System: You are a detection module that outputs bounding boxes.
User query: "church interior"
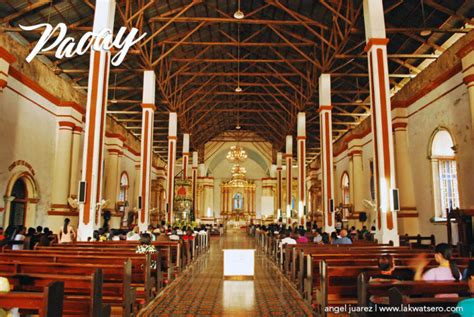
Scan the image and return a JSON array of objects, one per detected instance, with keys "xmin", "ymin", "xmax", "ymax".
[{"xmin": 0, "ymin": 0, "xmax": 473, "ymax": 316}]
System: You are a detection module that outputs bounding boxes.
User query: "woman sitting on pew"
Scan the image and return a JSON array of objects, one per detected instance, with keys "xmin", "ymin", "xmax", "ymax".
[
  {"xmin": 58, "ymin": 218, "xmax": 76, "ymax": 244},
  {"xmin": 370, "ymin": 254, "xmax": 401, "ymax": 282},
  {"xmin": 413, "ymin": 243, "xmax": 461, "ymax": 282},
  {"xmin": 12, "ymin": 226, "xmax": 26, "ymax": 250}
]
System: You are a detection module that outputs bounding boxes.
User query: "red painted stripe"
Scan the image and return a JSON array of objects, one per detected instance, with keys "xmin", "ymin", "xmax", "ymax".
[
  {"xmin": 95, "ymin": 53, "xmax": 109, "ymax": 208},
  {"xmin": 324, "ymin": 112, "xmax": 332, "ymax": 227},
  {"xmin": 141, "ymin": 111, "xmax": 150, "ymax": 223},
  {"xmin": 369, "ymin": 51, "xmax": 382, "ymax": 231},
  {"xmin": 377, "ymin": 48, "xmax": 394, "ymax": 230},
  {"xmin": 183, "ymin": 155, "xmax": 188, "ymax": 178},
  {"xmin": 287, "ymin": 157, "xmax": 292, "ymax": 205},
  {"xmin": 167, "ymin": 141, "xmax": 174, "ymax": 223},
  {"xmin": 299, "ymin": 140, "xmax": 305, "ymax": 201},
  {"xmin": 83, "ymin": 51, "xmax": 101, "ymax": 225}
]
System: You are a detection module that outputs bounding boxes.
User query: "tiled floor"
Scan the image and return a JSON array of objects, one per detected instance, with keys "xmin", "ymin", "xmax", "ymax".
[{"xmin": 144, "ymin": 230, "xmax": 314, "ymax": 316}]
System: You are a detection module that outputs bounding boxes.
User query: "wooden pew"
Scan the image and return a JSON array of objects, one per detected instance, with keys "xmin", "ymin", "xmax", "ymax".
[
  {"xmin": 1, "ymin": 269, "xmax": 109, "ymax": 317},
  {"xmin": 306, "ymin": 259, "xmax": 469, "ymax": 317},
  {"xmin": 1, "ymin": 251, "xmax": 156, "ymax": 306},
  {"xmin": 356, "ymin": 273, "xmax": 470, "ymax": 317},
  {"xmin": 399, "ymin": 234, "xmax": 436, "ymax": 249},
  {"xmin": 0, "ymin": 260, "xmax": 136, "ymax": 317},
  {"xmin": 0, "ymin": 281, "xmax": 64, "ymax": 317}
]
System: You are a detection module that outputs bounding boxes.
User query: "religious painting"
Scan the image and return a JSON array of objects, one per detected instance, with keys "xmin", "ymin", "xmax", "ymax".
[{"xmin": 233, "ymin": 192, "xmax": 243, "ymax": 210}]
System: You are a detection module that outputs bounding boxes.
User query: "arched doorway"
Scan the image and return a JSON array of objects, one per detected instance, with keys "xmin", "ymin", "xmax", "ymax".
[{"xmin": 9, "ymin": 178, "xmax": 27, "ymax": 226}]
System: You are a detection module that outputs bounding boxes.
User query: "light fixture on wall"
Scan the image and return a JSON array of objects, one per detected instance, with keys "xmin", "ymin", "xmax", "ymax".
[
  {"xmin": 419, "ymin": 0, "xmax": 432, "ymax": 37},
  {"xmin": 110, "ymin": 73, "xmax": 118, "ymax": 104},
  {"xmin": 234, "ymin": 0, "xmax": 245, "ymax": 19}
]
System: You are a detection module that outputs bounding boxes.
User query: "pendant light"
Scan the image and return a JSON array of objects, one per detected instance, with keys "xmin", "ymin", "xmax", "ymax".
[
  {"xmin": 234, "ymin": 0, "xmax": 244, "ymax": 19},
  {"xmin": 420, "ymin": 0, "xmax": 432, "ymax": 37},
  {"xmin": 110, "ymin": 73, "xmax": 118, "ymax": 103},
  {"xmin": 235, "ymin": 23, "xmax": 242, "ymax": 93}
]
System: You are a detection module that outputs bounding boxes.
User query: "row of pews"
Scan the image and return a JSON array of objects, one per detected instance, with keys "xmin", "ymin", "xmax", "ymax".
[
  {"xmin": 0, "ymin": 234, "xmax": 209, "ymax": 317},
  {"xmin": 255, "ymin": 231, "xmax": 471, "ymax": 317}
]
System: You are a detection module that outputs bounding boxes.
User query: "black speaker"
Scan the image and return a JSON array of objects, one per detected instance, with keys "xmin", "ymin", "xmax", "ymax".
[
  {"xmin": 78, "ymin": 181, "xmax": 86, "ymax": 203},
  {"xmin": 329, "ymin": 199, "xmax": 334, "ymax": 212},
  {"xmin": 138, "ymin": 196, "xmax": 142, "ymax": 209},
  {"xmin": 359, "ymin": 212, "xmax": 367, "ymax": 222},
  {"xmin": 304, "ymin": 205, "xmax": 307, "ymax": 216},
  {"xmin": 392, "ymin": 188, "xmax": 400, "ymax": 212}
]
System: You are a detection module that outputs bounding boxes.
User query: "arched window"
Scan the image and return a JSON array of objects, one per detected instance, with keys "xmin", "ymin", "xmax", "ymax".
[
  {"xmin": 9, "ymin": 178, "xmax": 27, "ymax": 226},
  {"xmin": 119, "ymin": 172, "xmax": 129, "ymax": 203},
  {"xmin": 430, "ymin": 129, "xmax": 459, "ymax": 219},
  {"xmin": 341, "ymin": 172, "xmax": 350, "ymax": 205}
]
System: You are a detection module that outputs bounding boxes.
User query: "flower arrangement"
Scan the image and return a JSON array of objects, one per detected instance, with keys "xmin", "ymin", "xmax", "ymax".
[{"xmin": 136, "ymin": 245, "xmax": 158, "ymax": 270}]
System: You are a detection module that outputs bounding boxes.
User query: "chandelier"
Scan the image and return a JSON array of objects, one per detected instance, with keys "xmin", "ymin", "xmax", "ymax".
[
  {"xmin": 226, "ymin": 145, "xmax": 247, "ymax": 163},
  {"xmin": 229, "ymin": 164, "xmax": 248, "ymax": 187}
]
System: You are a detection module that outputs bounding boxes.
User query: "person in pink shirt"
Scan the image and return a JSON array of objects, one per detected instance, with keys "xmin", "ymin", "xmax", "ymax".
[
  {"xmin": 296, "ymin": 230, "xmax": 309, "ymax": 243},
  {"xmin": 413, "ymin": 243, "xmax": 461, "ymax": 298}
]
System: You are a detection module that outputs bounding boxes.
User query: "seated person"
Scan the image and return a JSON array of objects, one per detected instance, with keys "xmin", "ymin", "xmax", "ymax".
[
  {"xmin": 127, "ymin": 226, "xmax": 140, "ymax": 241},
  {"xmin": 456, "ymin": 266, "xmax": 474, "ymax": 317},
  {"xmin": 333, "ymin": 229, "xmax": 352, "ymax": 245},
  {"xmin": 413, "ymin": 243, "xmax": 461, "ymax": 298},
  {"xmin": 12, "ymin": 226, "xmax": 26, "ymax": 250},
  {"xmin": 38, "ymin": 227, "xmax": 52, "ymax": 246},
  {"xmin": 182, "ymin": 229, "xmax": 195, "ymax": 241},
  {"xmin": 0, "ymin": 227, "xmax": 4, "ymax": 242},
  {"xmin": 369, "ymin": 254, "xmax": 402, "ymax": 306},
  {"xmin": 279, "ymin": 231, "xmax": 296, "ymax": 248},
  {"xmin": 370, "ymin": 254, "xmax": 401, "ymax": 281},
  {"xmin": 313, "ymin": 230, "xmax": 322, "ymax": 244},
  {"xmin": 296, "ymin": 230, "xmax": 309, "ymax": 243}
]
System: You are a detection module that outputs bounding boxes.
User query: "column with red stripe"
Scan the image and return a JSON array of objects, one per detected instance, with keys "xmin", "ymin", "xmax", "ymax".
[
  {"xmin": 191, "ymin": 151, "xmax": 198, "ymax": 219},
  {"xmin": 364, "ymin": 0, "xmax": 398, "ymax": 244},
  {"xmin": 297, "ymin": 112, "xmax": 306, "ymax": 226},
  {"xmin": 319, "ymin": 74, "xmax": 335, "ymax": 233},
  {"xmin": 78, "ymin": 0, "xmax": 116, "ymax": 241},
  {"xmin": 285, "ymin": 135, "xmax": 293, "ymax": 223},
  {"xmin": 182, "ymin": 133, "xmax": 190, "ymax": 179},
  {"xmin": 276, "ymin": 152, "xmax": 283, "ymax": 220},
  {"xmin": 167, "ymin": 113, "xmax": 178, "ymax": 224},
  {"xmin": 138, "ymin": 70, "xmax": 156, "ymax": 232}
]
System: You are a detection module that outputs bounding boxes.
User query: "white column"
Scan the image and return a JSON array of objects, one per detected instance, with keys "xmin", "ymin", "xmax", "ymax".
[
  {"xmin": 349, "ymin": 148, "xmax": 364, "ymax": 213},
  {"xmin": 364, "ymin": 0, "xmax": 398, "ymax": 244},
  {"xmin": 458, "ymin": 46, "xmax": 474, "ymax": 137},
  {"xmin": 50, "ymin": 121, "xmax": 74, "ymax": 213},
  {"xmin": 297, "ymin": 112, "xmax": 306, "ymax": 225},
  {"xmin": 182, "ymin": 133, "xmax": 190, "ymax": 179},
  {"xmin": 69, "ymin": 125, "xmax": 82, "ymax": 198},
  {"xmin": 319, "ymin": 74, "xmax": 335, "ymax": 233},
  {"xmin": 285, "ymin": 135, "xmax": 293, "ymax": 222},
  {"xmin": 104, "ymin": 148, "xmax": 121, "ymax": 212},
  {"xmin": 78, "ymin": 0, "xmax": 116, "ymax": 240},
  {"xmin": 192, "ymin": 151, "xmax": 198, "ymax": 219},
  {"xmin": 276, "ymin": 152, "xmax": 283, "ymax": 219},
  {"xmin": 139, "ymin": 70, "xmax": 156, "ymax": 232},
  {"xmin": 0, "ymin": 47, "xmax": 15, "ymax": 91},
  {"xmin": 167, "ymin": 112, "xmax": 177, "ymax": 224}
]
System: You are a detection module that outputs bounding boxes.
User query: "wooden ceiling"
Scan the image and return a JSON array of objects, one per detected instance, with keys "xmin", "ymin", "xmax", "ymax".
[{"xmin": 1, "ymin": 0, "xmax": 473, "ymax": 163}]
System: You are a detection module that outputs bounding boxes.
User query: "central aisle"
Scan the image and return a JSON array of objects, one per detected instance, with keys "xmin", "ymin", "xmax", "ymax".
[{"xmin": 143, "ymin": 230, "xmax": 314, "ymax": 316}]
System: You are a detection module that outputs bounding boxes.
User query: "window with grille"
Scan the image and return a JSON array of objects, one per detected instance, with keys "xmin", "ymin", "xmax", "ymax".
[{"xmin": 438, "ymin": 159, "xmax": 459, "ymax": 217}]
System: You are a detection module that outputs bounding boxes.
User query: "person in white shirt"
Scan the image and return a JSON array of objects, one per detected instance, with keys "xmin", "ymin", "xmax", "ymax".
[
  {"xmin": 12, "ymin": 226, "xmax": 26, "ymax": 250},
  {"xmin": 127, "ymin": 226, "xmax": 140, "ymax": 241},
  {"xmin": 313, "ymin": 230, "xmax": 323, "ymax": 244},
  {"xmin": 279, "ymin": 232, "xmax": 297, "ymax": 248},
  {"xmin": 58, "ymin": 218, "xmax": 76, "ymax": 244}
]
